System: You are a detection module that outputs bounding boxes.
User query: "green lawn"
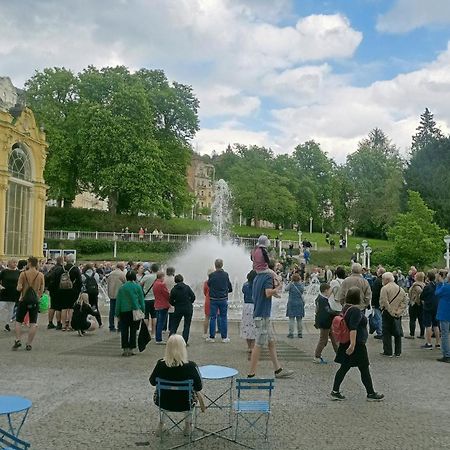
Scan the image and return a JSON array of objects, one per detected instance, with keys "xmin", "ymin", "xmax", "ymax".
[{"xmin": 78, "ymin": 252, "xmax": 172, "ymax": 263}]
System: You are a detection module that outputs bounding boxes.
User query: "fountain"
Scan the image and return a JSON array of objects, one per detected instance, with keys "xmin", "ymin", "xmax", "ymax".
[{"xmin": 169, "ymin": 178, "xmax": 318, "ymax": 319}]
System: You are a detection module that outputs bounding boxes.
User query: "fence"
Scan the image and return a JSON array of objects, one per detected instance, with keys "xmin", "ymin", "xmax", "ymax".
[{"xmin": 44, "ymin": 230, "xmax": 317, "ymax": 251}]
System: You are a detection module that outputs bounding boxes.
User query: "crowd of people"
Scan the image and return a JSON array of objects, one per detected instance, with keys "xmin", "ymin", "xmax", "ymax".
[{"xmin": 1, "ymin": 233, "xmax": 450, "ymax": 421}]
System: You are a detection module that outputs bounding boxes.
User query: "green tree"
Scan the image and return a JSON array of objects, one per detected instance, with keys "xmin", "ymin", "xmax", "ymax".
[
  {"xmin": 25, "ymin": 68, "xmax": 80, "ymax": 205},
  {"xmin": 387, "ymin": 191, "xmax": 446, "ymax": 267},
  {"xmin": 405, "ymin": 137, "xmax": 450, "ymax": 229},
  {"xmin": 411, "ymin": 108, "xmax": 443, "ymax": 154},
  {"xmin": 345, "ymin": 128, "xmax": 404, "ymax": 237}
]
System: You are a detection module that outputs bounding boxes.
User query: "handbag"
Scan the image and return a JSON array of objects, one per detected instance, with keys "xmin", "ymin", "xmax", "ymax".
[{"xmin": 133, "ymin": 309, "xmax": 145, "ymax": 321}]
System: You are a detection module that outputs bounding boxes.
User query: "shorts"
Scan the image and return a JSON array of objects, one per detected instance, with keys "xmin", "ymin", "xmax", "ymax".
[
  {"xmin": 423, "ymin": 309, "xmax": 438, "ymax": 328},
  {"xmin": 145, "ymin": 300, "xmax": 156, "ymax": 319},
  {"xmin": 16, "ymin": 301, "xmax": 39, "ymax": 324},
  {"xmin": 49, "ymin": 291, "xmax": 62, "ymax": 311},
  {"xmin": 254, "ymin": 317, "xmax": 276, "ymax": 347}
]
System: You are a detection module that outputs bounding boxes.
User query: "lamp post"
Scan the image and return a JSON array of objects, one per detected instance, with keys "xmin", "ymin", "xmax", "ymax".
[
  {"xmin": 444, "ymin": 235, "xmax": 450, "ymax": 269},
  {"xmin": 309, "ymin": 216, "xmax": 313, "ymax": 234},
  {"xmin": 113, "ymin": 234, "xmax": 118, "ymax": 258},
  {"xmin": 298, "ymin": 230, "xmax": 302, "ymax": 247},
  {"xmin": 366, "ymin": 246, "xmax": 372, "ymax": 270},
  {"xmin": 344, "ymin": 227, "xmax": 349, "ymax": 248},
  {"xmin": 355, "ymin": 244, "xmax": 360, "ymax": 263},
  {"xmin": 361, "ymin": 240, "xmax": 368, "ymax": 267},
  {"xmin": 239, "ymin": 209, "xmax": 242, "ymax": 227}
]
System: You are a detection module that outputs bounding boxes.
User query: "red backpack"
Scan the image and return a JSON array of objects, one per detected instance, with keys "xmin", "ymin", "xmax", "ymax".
[{"xmin": 332, "ymin": 307, "xmax": 356, "ymax": 344}]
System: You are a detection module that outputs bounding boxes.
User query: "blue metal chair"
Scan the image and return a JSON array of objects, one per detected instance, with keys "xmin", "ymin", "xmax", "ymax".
[
  {"xmin": 0, "ymin": 427, "xmax": 30, "ymax": 450},
  {"xmin": 233, "ymin": 378, "xmax": 275, "ymax": 445},
  {"xmin": 155, "ymin": 378, "xmax": 197, "ymax": 449}
]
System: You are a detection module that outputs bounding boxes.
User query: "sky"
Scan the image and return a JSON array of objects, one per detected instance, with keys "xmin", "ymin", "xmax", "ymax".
[{"xmin": 1, "ymin": 0, "xmax": 450, "ymax": 162}]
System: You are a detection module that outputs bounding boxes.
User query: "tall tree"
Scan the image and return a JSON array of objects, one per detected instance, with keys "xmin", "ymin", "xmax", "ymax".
[
  {"xmin": 345, "ymin": 128, "xmax": 404, "ymax": 237},
  {"xmin": 411, "ymin": 108, "xmax": 443, "ymax": 154},
  {"xmin": 25, "ymin": 68, "xmax": 80, "ymax": 205}
]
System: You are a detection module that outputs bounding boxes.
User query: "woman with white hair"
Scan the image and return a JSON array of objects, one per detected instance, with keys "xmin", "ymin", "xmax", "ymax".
[
  {"xmin": 149, "ymin": 334, "xmax": 203, "ymax": 435},
  {"xmin": 380, "ymin": 272, "xmax": 408, "ymax": 357}
]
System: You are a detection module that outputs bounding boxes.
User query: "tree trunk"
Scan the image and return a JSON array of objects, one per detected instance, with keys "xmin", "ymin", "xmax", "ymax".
[{"xmin": 108, "ymin": 192, "xmax": 119, "ymax": 215}]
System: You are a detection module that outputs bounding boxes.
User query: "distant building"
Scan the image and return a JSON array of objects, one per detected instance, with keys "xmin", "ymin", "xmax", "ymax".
[
  {"xmin": 72, "ymin": 192, "xmax": 109, "ymax": 211},
  {"xmin": 187, "ymin": 154, "xmax": 215, "ymax": 218}
]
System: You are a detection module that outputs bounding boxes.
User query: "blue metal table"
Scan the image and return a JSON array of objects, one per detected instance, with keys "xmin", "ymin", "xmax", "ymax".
[{"xmin": 0, "ymin": 395, "xmax": 32, "ymax": 437}]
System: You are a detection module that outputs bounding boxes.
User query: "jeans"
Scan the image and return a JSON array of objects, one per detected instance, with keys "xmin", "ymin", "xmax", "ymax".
[
  {"xmin": 210, "ymin": 300, "xmax": 228, "ymax": 339},
  {"xmin": 372, "ymin": 308, "xmax": 383, "ymax": 336},
  {"xmin": 119, "ymin": 311, "xmax": 138, "ymax": 349},
  {"xmin": 109, "ymin": 298, "xmax": 116, "ymax": 330},
  {"xmin": 333, "ymin": 363, "xmax": 375, "ymax": 394},
  {"xmin": 440, "ymin": 320, "xmax": 450, "ymax": 358},
  {"xmin": 170, "ymin": 309, "xmax": 193, "ymax": 343},
  {"xmin": 409, "ymin": 304, "xmax": 424, "ymax": 337},
  {"xmin": 155, "ymin": 309, "xmax": 169, "ymax": 342},
  {"xmin": 315, "ymin": 328, "xmax": 338, "ymax": 358},
  {"xmin": 0, "ymin": 302, "xmax": 15, "ymax": 326},
  {"xmin": 288, "ymin": 317, "xmax": 303, "ymax": 336}
]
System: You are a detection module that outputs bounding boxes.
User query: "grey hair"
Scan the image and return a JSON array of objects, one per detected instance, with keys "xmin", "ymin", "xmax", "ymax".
[
  {"xmin": 351, "ymin": 263, "xmax": 362, "ymax": 274},
  {"xmin": 382, "ymin": 272, "xmax": 395, "ymax": 283},
  {"xmin": 65, "ymin": 253, "xmax": 75, "ymax": 263}
]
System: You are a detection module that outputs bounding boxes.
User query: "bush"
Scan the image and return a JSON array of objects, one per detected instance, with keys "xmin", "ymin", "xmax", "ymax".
[
  {"xmin": 45, "ymin": 207, "xmax": 212, "ymax": 234},
  {"xmin": 44, "ymin": 238, "xmax": 184, "ymax": 255}
]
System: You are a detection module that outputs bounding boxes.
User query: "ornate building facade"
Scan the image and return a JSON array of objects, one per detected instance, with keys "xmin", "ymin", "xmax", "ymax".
[
  {"xmin": 0, "ymin": 78, "xmax": 48, "ymax": 259},
  {"xmin": 186, "ymin": 154, "xmax": 215, "ymax": 217}
]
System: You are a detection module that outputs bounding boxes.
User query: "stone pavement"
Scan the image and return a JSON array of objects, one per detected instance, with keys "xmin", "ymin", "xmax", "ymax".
[{"xmin": 1, "ymin": 316, "xmax": 450, "ymax": 450}]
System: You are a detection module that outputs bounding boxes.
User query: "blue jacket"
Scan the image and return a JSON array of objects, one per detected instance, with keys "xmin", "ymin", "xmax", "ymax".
[
  {"xmin": 436, "ymin": 282, "xmax": 450, "ymax": 321},
  {"xmin": 207, "ymin": 269, "xmax": 232, "ymax": 300}
]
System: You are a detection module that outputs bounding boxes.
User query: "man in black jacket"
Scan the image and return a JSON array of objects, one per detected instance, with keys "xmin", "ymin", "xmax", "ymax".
[
  {"xmin": 206, "ymin": 259, "xmax": 232, "ymax": 343},
  {"xmin": 371, "ymin": 267, "xmax": 385, "ymax": 340},
  {"xmin": 45, "ymin": 256, "xmax": 64, "ymax": 329}
]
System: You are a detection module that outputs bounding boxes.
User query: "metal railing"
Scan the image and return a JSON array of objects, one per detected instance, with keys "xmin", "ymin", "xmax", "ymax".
[{"xmin": 44, "ymin": 230, "xmax": 317, "ymax": 251}]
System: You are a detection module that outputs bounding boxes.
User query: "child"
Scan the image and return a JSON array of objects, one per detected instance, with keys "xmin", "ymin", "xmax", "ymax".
[
  {"xmin": 251, "ymin": 235, "xmax": 271, "ymax": 272},
  {"xmin": 313, "ymin": 283, "xmax": 339, "ymax": 364},
  {"xmin": 285, "ymin": 273, "xmax": 305, "ymax": 338},
  {"xmin": 71, "ymin": 293, "xmax": 98, "ymax": 336}
]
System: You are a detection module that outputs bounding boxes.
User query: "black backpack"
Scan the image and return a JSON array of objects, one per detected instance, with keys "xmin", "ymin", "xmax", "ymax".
[
  {"xmin": 84, "ymin": 273, "xmax": 99, "ymax": 296},
  {"xmin": 22, "ymin": 272, "xmax": 40, "ymax": 309}
]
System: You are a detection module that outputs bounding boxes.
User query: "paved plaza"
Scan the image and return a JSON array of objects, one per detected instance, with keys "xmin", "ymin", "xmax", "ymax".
[{"xmin": 1, "ymin": 315, "xmax": 450, "ymax": 450}]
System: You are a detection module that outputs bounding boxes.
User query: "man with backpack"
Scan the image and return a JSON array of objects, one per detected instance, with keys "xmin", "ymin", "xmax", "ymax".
[
  {"xmin": 82, "ymin": 263, "xmax": 102, "ymax": 327},
  {"xmin": 13, "ymin": 257, "xmax": 45, "ymax": 351},
  {"xmin": 60, "ymin": 254, "xmax": 82, "ymax": 331},
  {"xmin": 45, "ymin": 256, "xmax": 64, "ymax": 329}
]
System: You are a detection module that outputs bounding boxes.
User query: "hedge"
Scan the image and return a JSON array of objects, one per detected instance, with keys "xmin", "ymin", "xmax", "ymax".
[
  {"xmin": 45, "ymin": 207, "xmax": 212, "ymax": 234},
  {"xmin": 45, "ymin": 239, "xmax": 184, "ymax": 255}
]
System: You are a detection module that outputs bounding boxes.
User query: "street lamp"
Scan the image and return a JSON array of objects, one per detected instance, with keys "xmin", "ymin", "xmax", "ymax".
[
  {"xmin": 355, "ymin": 244, "xmax": 361, "ymax": 263},
  {"xmin": 298, "ymin": 230, "xmax": 302, "ymax": 247},
  {"xmin": 309, "ymin": 216, "xmax": 313, "ymax": 234},
  {"xmin": 444, "ymin": 235, "xmax": 450, "ymax": 269},
  {"xmin": 361, "ymin": 240, "xmax": 368, "ymax": 267},
  {"xmin": 366, "ymin": 246, "xmax": 372, "ymax": 270},
  {"xmin": 344, "ymin": 227, "xmax": 349, "ymax": 248}
]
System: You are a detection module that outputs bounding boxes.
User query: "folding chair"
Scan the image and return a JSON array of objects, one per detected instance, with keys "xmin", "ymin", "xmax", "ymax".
[
  {"xmin": 155, "ymin": 378, "xmax": 196, "ymax": 449},
  {"xmin": 0, "ymin": 427, "xmax": 30, "ymax": 450},
  {"xmin": 233, "ymin": 378, "xmax": 274, "ymax": 446}
]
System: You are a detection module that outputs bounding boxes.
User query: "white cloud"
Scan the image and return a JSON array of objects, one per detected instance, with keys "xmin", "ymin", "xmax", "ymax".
[{"xmin": 377, "ymin": 0, "xmax": 450, "ymax": 33}]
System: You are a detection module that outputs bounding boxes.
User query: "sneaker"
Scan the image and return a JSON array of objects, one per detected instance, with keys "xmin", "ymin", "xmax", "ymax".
[
  {"xmin": 287, "ymin": 334, "xmax": 294, "ymax": 338},
  {"xmin": 417, "ymin": 335, "xmax": 425, "ymax": 339},
  {"xmin": 275, "ymin": 368, "xmax": 294, "ymax": 378},
  {"xmin": 4, "ymin": 324, "xmax": 10, "ymax": 332},
  {"xmin": 404, "ymin": 335, "xmax": 414, "ymax": 339},
  {"xmin": 394, "ymin": 354, "xmax": 401, "ymax": 357},
  {"xmin": 374, "ymin": 335, "xmax": 383, "ymax": 340},
  {"xmin": 298, "ymin": 334, "xmax": 303, "ymax": 338},
  {"xmin": 47, "ymin": 323, "xmax": 56, "ymax": 330},
  {"xmin": 330, "ymin": 391, "xmax": 346, "ymax": 401},
  {"xmin": 367, "ymin": 392, "xmax": 385, "ymax": 402},
  {"xmin": 313, "ymin": 357, "xmax": 328, "ymax": 364},
  {"xmin": 128, "ymin": 350, "xmax": 135, "ymax": 356},
  {"xmin": 56, "ymin": 323, "xmax": 62, "ymax": 330},
  {"xmin": 435, "ymin": 344, "xmax": 441, "ymax": 349},
  {"xmin": 25, "ymin": 344, "xmax": 32, "ymax": 351},
  {"xmin": 109, "ymin": 328, "xmax": 117, "ymax": 332},
  {"xmin": 122, "ymin": 349, "xmax": 129, "ymax": 357},
  {"xmin": 222, "ymin": 338, "xmax": 231, "ymax": 343},
  {"xmin": 206, "ymin": 337, "xmax": 215, "ymax": 342},
  {"xmin": 380, "ymin": 353, "xmax": 393, "ymax": 357},
  {"xmin": 437, "ymin": 357, "xmax": 450, "ymax": 363},
  {"xmin": 421, "ymin": 343, "xmax": 433, "ymax": 349},
  {"xmin": 12, "ymin": 340, "xmax": 21, "ymax": 351}
]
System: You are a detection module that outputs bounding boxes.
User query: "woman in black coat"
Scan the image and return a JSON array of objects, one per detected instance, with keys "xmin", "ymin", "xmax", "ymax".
[{"xmin": 169, "ymin": 275, "xmax": 195, "ymax": 344}]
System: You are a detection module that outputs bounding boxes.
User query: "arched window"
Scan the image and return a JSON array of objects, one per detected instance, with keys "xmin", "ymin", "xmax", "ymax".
[
  {"xmin": 9, "ymin": 144, "xmax": 32, "ymax": 181},
  {"xmin": 5, "ymin": 144, "xmax": 33, "ymax": 255}
]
